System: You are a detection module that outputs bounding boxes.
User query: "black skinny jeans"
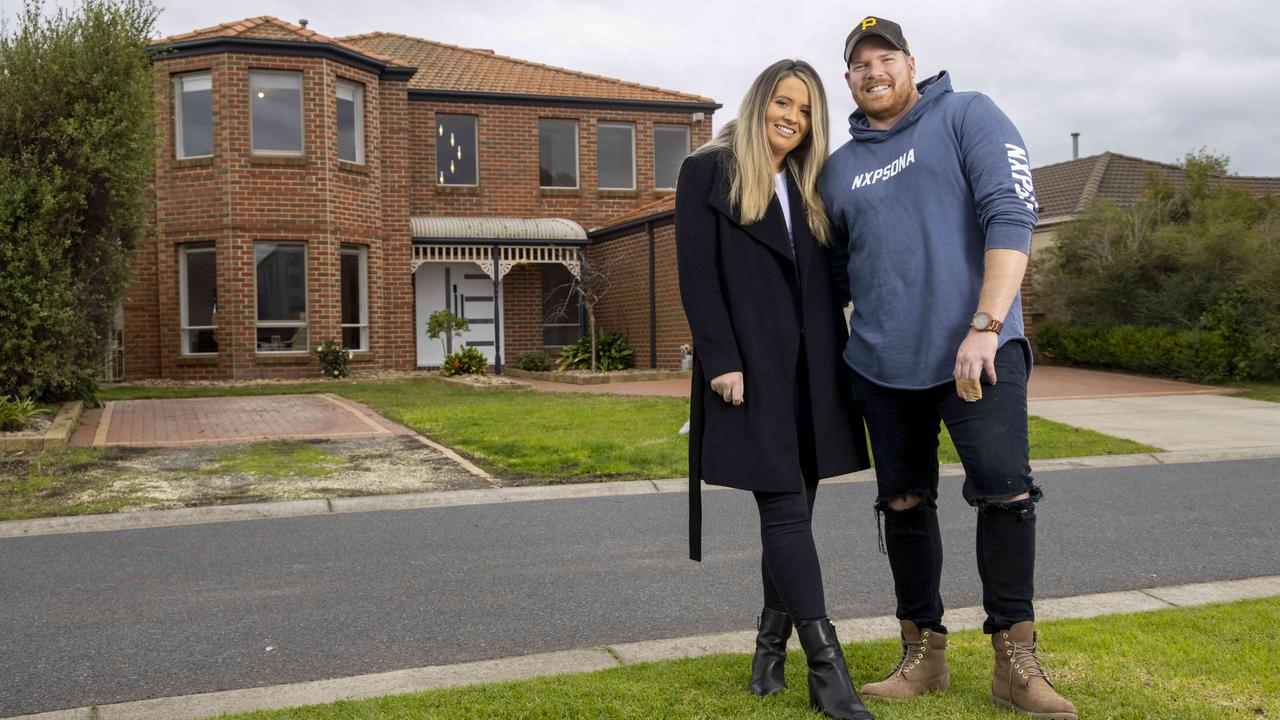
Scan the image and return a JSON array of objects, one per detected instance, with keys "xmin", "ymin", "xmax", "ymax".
[
  {"xmin": 751, "ymin": 354, "xmax": 827, "ymax": 626},
  {"xmin": 851, "ymin": 341, "xmax": 1041, "ymax": 634}
]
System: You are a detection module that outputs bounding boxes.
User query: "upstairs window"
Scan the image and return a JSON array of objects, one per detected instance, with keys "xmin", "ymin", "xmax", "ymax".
[
  {"xmin": 654, "ymin": 125, "xmax": 690, "ymax": 190},
  {"xmin": 336, "ymin": 79, "xmax": 364, "ymax": 164},
  {"xmin": 250, "ymin": 71, "xmax": 303, "ymax": 155},
  {"xmin": 174, "ymin": 72, "xmax": 212, "ymax": 159},
  {"xmin": 539, "ymin": 118, "xmax": 579, "ymax": 188},
  {"xmin": 436, "ymin": 114, "xmax": 477, "ymax": 185},
  {"xmin": 597, "ymin": 122, "xmax": 636, "ymax": 190}
]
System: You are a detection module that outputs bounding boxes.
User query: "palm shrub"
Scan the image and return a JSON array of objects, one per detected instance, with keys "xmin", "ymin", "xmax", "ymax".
[
  {"xmin": 1, "ymin": 396, "xmax": 50, "ymax": 432},
  {"xmin": 556, "ymin": 332, "xmax": 635, "ymax": 372}
]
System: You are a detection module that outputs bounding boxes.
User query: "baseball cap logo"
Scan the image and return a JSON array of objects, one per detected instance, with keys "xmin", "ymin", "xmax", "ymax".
[{"xmin": 861, "ymin": 17, "xmax": 877, "ymax": 30}]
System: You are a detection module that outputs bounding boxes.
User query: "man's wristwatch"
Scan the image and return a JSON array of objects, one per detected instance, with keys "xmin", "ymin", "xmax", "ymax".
[{"xmin": 970, "ymin": 311, "xmax": 1004, "ymax": 334}]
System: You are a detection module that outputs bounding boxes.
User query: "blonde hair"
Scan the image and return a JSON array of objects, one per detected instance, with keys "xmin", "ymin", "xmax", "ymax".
[{"xmin": 695, "ymin": 59, "xmax": 831, "ymax": 245}]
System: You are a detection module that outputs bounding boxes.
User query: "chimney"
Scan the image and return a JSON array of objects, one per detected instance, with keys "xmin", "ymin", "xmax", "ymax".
[
  {"xmin": 298, "ymin": 18, "xmax": 309, "ymax": 29},
  {"xmin": 1071, "ymin": 132, "xmax": 1080, "ymax": 160}
]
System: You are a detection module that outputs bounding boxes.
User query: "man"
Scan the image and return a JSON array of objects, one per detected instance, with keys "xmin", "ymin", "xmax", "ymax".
[{"xmin": 819, "ymin": 16, "xmax": 1076, "ymax": 720}]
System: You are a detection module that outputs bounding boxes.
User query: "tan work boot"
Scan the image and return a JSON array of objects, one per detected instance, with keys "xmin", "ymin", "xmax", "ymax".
[
  {"xmin": 860, "ymin": 620, "xmax": 949, "ymax": 699},
  {"xmin": 992, "ymin": 621, "xmax": 1077, "ymax": 719}
]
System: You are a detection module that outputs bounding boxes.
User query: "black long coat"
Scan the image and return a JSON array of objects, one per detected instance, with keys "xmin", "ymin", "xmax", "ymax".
[{"xmin": 676, "ymin": 149, "xmax": 871, "ymax": 561}]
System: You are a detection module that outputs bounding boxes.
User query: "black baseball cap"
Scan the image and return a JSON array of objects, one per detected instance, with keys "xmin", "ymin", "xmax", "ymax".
[{"xmin": 843, "ymin": 16, "xmax": 910, "ymax": 63}]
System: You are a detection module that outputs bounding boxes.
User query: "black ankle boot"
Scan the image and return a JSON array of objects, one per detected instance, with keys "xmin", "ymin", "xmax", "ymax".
[
  {"xmin": 796, "ymin": 619, "xmax": 875, "ymax": 720},
  {"xmin": 749, "ymin": 606, "xmax": 792, "ymax": 696}
]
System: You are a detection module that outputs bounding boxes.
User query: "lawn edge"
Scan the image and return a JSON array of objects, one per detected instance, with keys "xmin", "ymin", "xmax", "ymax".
[{"xmin": 15, "ymin": 575, "xmax": 1280, "ymax": 720}]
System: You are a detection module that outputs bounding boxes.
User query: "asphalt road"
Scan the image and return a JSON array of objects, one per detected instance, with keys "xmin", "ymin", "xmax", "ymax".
[{"xmin": 2, "ymin": 458, "xmax": 1278, "ymax": 717}]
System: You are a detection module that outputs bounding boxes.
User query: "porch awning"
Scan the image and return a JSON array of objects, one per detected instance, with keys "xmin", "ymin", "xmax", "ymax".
[{"xmin": 410, "ymin": 216, "xmax": 587, "ymax": 242}]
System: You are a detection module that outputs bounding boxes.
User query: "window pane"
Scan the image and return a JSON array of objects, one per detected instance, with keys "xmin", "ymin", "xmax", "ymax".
[
  {"xmin": 184, "ymin": 250, "xmax": 217, "ymax": 327},
  {"xmin": 342, "ymin": 326, "xmax": 362, "ymax": 351},
  {"xmin": 436, "ymin": 114, "xmax": 477, "ymax": 185},
  {"xmin": 256, "ymin": 326, "xmax": 308, "ymax": 352},
  {"xmin": 177, "ymin": 73, "xmax": 212, "ymax": 158},
  {"xmin": 654, "ymin": 125, "xmax": 690, "ymax": 189},
  {"xmin": 187, "ymin": 329, "xmax": 218, "ymax": 354},
  {"xmin": 539, "ymin": 119, "xmax": 578, "ymax": 188},
  {"xmin": 340, "ymin": 251, "xmax": 361, "ymax": 326},
  {"xmin": 255, "ymin": 243, "xmax": 307, "ymax": 322},
  {"xmin": 336, "ymin": 81, "xmax": 362, "ymax": 163},
  {"xmin": 542, "ymin": 264, "xmax": 581, "ymax": 345},
  {"xmin": 598, "ymin": 123, "xmax": 634, "ymax": 190},
  {"xmin": 251, "ymin": 72, "xmax": 302, "ymax": 153}
]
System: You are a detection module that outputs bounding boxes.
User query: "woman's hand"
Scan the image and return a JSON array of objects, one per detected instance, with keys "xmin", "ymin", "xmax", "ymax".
[{"xmin": 709, "ymin": 371, "xmax": 745, "ymax": 405}]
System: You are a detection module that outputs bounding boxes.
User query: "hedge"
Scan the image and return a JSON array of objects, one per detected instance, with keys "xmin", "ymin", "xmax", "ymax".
[{"xmin": 1034, "ymin": 324, "xmax": 1251, "ymax": 383}]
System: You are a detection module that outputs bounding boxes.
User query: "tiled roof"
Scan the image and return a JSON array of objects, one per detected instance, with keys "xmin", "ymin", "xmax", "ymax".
[
  {"xmin": 591, "ymin": 196, "xmax": 675, "ymax": 236},
  {"xmin": 1033, "ymin": 152, "xmax": 1279, "ymax": 222},
  {"xmin": 340, "ymin": 32, "xmax": 716, "ymax": 105},
  {"xmin": 152, "ymin": 16, "xmax": 412, "ymax": 68}
]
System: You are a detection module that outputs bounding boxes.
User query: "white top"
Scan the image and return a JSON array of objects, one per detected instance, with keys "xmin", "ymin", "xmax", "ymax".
[{"xmin": 775, "ymin": 171, "xmax": 796, "ymax": 259}]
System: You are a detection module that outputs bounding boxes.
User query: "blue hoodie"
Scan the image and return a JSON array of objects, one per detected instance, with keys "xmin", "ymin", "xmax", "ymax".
[{"xmin": 820, "ymin": 71, "xmax": 1039, "ymax": 390}]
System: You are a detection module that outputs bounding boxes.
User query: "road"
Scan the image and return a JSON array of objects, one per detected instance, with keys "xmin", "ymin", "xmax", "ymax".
[{"xmin": 2, "ymin": 458, "xmax": 1278, "ymax": 717}]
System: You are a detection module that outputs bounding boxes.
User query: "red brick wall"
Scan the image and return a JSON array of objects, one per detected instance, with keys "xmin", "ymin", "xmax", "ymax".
[
  {"xmin": 587, "ymin": 220, "xmax": 691, "ymax": 370},
  {"xmin": 127, "ymin": 46, "xmax": 713, "ymax": 380}
]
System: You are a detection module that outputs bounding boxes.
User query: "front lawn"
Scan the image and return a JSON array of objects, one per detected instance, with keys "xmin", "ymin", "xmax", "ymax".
[
  {"xmin": 219, "ymin": 597, "xmax": 1279, "ymax": 720},
  {"xmin": 1232, "ymin": 381, "xmax": 1280, "ymax": 404},
  {"xmin": 98, "ymin": 379, "xmax": 1158, "ymax": 483}
]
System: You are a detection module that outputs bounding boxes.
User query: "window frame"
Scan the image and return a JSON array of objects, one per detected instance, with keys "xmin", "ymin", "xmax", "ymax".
[
  {"xmin": 339, "ymin": 245, "xmax": 369, "ymax": 352},
  {"xmin": 178, "ymin": 244, "xmax": 217, "ymax": 355},
  {"xmin": 335, "ymin": 78, "xmax": 365, "ymax": 165},
  {"xmin": 435, "ymin": 113, "xmax": 479, "ymax": 187},
  {"xmin": 173, "ymin": 71, "xmax": 213, "ymax": 160},
  {"xmin": 653, "ymin": 124, "xmax": 691, "ymax": 190},
  {"xmin": 538, "ymin": 118, "xmax": 580, "ymax": 190},
  {"xmin": 249, "ymin": 70, "xmax": 305, "ymax": 157},
  {"xmin": 596, "ymin": 121, "xmax": 636, "ymax": 191},
  {"xmin": 253, "ymin": 241, "xmax": 309, "ymax": 354}
]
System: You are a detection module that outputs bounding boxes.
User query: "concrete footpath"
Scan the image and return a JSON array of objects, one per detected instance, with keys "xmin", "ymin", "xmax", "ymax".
[{"xmin": 14, "ymin": 574, "xmax": 1279, "ymax": 720}]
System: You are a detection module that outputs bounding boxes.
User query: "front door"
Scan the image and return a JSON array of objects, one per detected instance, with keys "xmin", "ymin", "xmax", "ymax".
[{"xmin": 415, "ymin": 263, "xmax": 504, "ymax": 367}]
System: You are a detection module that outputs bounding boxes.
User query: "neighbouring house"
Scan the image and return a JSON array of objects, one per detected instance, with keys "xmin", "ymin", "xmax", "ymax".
[
  {"xmin": 1023, "ymin": 151, "xmax": 1280, "ymax": 338},
  {"xmin": 120, "ymin": 16, "xmax": 717, "ymax": 381}
]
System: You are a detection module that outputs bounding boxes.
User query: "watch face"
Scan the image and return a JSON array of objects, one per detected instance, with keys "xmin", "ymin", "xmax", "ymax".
[{"xmin": 972, "ymin": 312, "xmax": 992, "ymax": 330}]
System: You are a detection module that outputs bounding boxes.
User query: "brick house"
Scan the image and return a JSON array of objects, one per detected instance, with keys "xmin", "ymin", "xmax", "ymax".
[{"xmin": 122, "ymin": 16, "xmax": 716, "ymax": 380}]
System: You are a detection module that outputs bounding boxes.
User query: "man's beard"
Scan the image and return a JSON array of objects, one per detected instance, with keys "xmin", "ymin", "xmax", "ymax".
[{"xmin": 857, "ymin": 80, "xmax": 916, "ymax": 123}]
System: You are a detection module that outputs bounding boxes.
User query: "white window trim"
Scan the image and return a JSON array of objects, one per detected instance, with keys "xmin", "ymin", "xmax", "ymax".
[
  {"xmin": 653, "ymin": 124, "xmax": 691, "ymax": 190},
  {"xmin": 254, "ymin": 241, "xmax": 309, "ymax": 354},
  {"xmin": 179, "ymin": 244, "xmax": 217, "ymax": 355},
  {"xmin": 597, "ymin": 121, "xmax": 636, "ymax": 190},
  {"xmin": 249, "ymin": 70, "xmax": 305, "ymax": 157},
  {"xmin": 539, "ymin": 118, "xmax": 580, "ymax": 190},
  {"xmin": 340, "ymin": 245, "xmax": 369, "ymax": 352},
  {"xmin": 435, "ymin": 114, "xmax": 479, "ymax": 187},
  {"xmin": 174, "ymin": 72, "xmax": 213, "ymax": 160},
  {"xmin": 336, "ymin": 79, "xmax": 364, "ymax": 165}
]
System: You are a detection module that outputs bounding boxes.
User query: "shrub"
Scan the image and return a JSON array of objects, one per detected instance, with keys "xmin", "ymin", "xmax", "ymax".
[
  {"xmin": 516, "ymin": 351, "xmax": 550, "ymax": 372},
  {"xmin": 1035, "ymin": 323, "xmax": 1245, "ymax": 383},
  {"xmin": 0, "ymin": 396, "xmax": 50, "ymax": 432},
  {"xmin": 426, "ymin": 309, "xmax": 470, "ymax": 357},
  {"xmin": 316, "ymin": 339, "xmax": 351, "ymax": 379},
  {"xmin": 0, "ymin": 0, "xmax": 159, "ymax": 403},
  {"xmin": 557, "ymin": 332, "xmax": 635, "ymax": 372},
  {"xmin": 442, "ymin": 346, "xmax": 488, "ymax": 376}
]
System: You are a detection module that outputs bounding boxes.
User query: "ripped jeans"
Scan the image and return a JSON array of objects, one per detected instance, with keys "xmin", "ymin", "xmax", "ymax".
[{"xmin": 850, "ymin": 341, "xmax": 1041, "ymax": 635}]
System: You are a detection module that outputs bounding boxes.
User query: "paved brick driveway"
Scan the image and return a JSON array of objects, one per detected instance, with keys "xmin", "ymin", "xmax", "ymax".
[{"xmin": 71, "ymin": 394, "xmax": 405, "ymax": 448}]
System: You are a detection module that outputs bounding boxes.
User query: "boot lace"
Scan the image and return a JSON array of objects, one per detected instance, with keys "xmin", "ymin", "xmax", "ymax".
[
  {"xmin": 1006, "ymin": 639, "xmax": 1054, "ymax": 687},
  {"xmin": 885, "ymin": 637, "xmax": 928, "ymax": 678}
]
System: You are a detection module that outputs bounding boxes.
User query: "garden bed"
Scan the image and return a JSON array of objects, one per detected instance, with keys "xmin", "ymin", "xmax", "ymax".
[
  {"xmin": 0, "ymin": 401, "xmax": 83, "ymax": 452},
  {"xmin": 504, "ymin": 368, "xmax": 692, "ymax": 385}
]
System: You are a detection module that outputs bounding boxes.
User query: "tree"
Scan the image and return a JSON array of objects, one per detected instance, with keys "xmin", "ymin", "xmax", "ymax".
[
  {"xmin": 547, "ymin": 256, "xmax": 616, "ymax": 372},
  {"xmin": 426, "ymin": 309, "xmax": 469, "ymax": 357},
  {"xmin": 0, "ymin": 0, "xmax": 159, "ymax": 402}
]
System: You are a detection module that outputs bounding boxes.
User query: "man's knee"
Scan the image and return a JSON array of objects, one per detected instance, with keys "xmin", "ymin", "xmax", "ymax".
[{"xmin": 886, "ymin": 494, "xmax": 923, "ymax": 512}]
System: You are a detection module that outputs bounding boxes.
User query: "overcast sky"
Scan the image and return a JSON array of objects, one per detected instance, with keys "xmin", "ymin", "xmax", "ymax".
[{"xmin": 8, "ymin": 0, "xmax": 1279, "ymax": 175}]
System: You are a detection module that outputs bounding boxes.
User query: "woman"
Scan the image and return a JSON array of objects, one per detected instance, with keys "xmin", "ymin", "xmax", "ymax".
[{"xmin": 675, "ymin": 60, "xmax": 873, "ymax": 720}]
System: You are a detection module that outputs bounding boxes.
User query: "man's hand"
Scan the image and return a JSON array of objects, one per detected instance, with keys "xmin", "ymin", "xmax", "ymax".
[
  {"xmin": 709, "ymin": 371, "xmax": 745, "ymax": 405},
  {"xmin": 954, "ymin": 330, "xmax": 1000, "ymax": 385}
]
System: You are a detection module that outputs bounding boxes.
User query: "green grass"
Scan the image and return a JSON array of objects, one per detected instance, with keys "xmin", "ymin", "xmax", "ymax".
[
  {"xmin": 98, "ymin": 378, "xmax": 1157, "ymax": 482},
  {"xmin": 0, "ymin": 447, "xmax": 162, "ymax": 520},
  {"xmin": 204, "ymin": 440, "xmax": 348, "ymax": 478},
  {"xmin": 1230, "ymin": 381, "xmax": 1280, "ymax": 404},
  {"xmin": 219, "ymin": 597, "xmax": 1279, "ymax": 719}
]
